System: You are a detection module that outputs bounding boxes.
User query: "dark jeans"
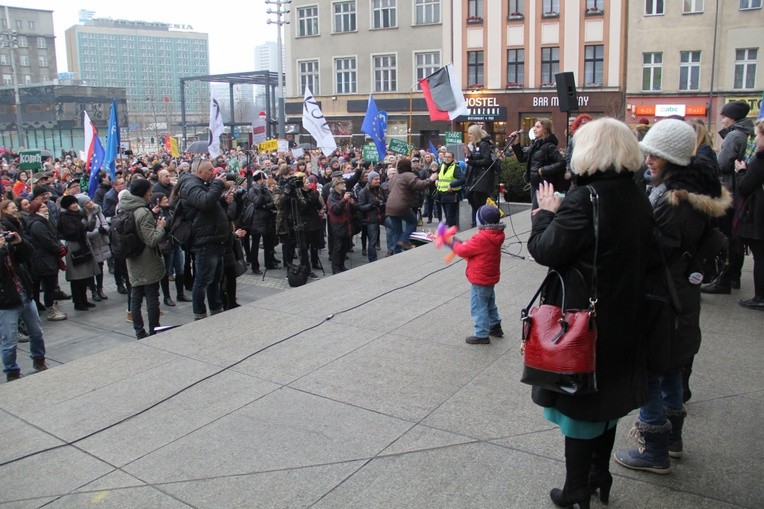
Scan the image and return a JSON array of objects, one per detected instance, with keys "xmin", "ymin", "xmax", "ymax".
[
  {"xmin": 191, "ymin": 244, "xmax": 224, "ymax": 316},
  {"xmin": 305, "ymin": 229, "xmax": 321, "ymax": 266},
  {"xmin": 113, "ymin": 256, "xmax": 128, "ymax": 288},
  {"xmin": 130, "ymin": 281, "xmax": 160, "ymax": 336},
  {"xmin": 249, "ymin": 232, "xmax": 275, "ymax": 271},
  {"xmin": 34, "ymin": 273, "xmax": 59, "ymax": 307},
  {"xmin": 331, "ymin": 234, "xmax": 350, "ymax": 273},
  {"xmin": 366, "ymin": 223, "xmax": 380, "ymax": 262},
  {"xmin": 88, "ymin": 262, "xmax": 105, "ymax": 291}
]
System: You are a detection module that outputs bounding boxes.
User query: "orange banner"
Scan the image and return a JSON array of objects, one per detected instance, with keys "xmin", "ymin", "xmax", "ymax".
[{"xmin": 686, "ymin": 105, "xmax": 706, "ymax": 116}]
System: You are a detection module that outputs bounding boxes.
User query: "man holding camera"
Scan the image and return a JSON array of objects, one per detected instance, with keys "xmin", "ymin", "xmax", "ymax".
[
  {"xmin": 273, "ymin": 168, "xmax": 312, "ymax": 273},
  {"xmin": 327, "ymin": 177, "xmax": 357, "ymax": 274},
  {"xmin": 0, "ymin": 230, "xmax": 48, "ymax": 381},
  {"xmin": 177, "ymin": 158, "xmax": 229, "ymax": 320}
]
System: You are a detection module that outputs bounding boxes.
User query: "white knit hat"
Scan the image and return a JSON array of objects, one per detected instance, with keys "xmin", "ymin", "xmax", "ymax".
[{"xmin": 638, "ymin": 119, "xmax": 695, "ymax": 167}]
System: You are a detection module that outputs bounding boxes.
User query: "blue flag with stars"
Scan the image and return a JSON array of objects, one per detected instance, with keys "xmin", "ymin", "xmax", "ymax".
[
  {"xmin": 361, "ymin": 95, "xmax": 388, "ymax": 160},
  {"xmin": 103, "ymin": 99, "xmax": 120, "ymax": 180},
  {"xmin": 87, "ymin": 135, "xmax": 106, "ymax": 198}
]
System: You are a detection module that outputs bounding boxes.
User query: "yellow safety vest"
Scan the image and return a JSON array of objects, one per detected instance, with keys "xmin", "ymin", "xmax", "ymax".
[{"xmin": 437, "ymin": 162, "xmax": 460, "ymax": 192}]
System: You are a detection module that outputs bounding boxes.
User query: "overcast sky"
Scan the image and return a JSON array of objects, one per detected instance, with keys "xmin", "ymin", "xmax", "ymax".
[{"xmin": 11, "ymin": 1, "xmax": 277, "ymax": 74}]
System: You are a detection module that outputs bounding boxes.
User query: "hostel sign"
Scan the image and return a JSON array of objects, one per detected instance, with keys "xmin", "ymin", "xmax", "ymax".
[{"xmin": 459, "ymin": 96, "xmax": 507, "ymax": 121}]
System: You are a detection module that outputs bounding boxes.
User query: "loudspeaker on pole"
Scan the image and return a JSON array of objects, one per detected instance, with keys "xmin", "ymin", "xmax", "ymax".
[{"xmin": 555, "ymin": 72, "xmax": 579, "ymax": 112}]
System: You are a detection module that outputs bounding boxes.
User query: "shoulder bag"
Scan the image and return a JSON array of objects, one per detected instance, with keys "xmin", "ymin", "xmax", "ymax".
[{"xmin": 519, "ymin": 186, "xmax": 600, "ymax": 395}]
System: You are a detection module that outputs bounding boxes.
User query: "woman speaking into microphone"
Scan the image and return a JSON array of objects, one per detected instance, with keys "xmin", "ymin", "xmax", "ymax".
[{"xmin": 510, "ymin": 118, "xmax": 566, "ymax": 208}]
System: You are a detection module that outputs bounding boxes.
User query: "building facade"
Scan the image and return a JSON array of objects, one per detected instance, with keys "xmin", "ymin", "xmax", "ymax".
[
  {"xmin": 285, "ymin": 0, "xmax": 453, "ymax": 149},
  {"xmin": 65, "ymin": 18, "xmax": 210, "ymax": 133},
  {"xmin": 0, "ymin": 6, "xmax": 57, "ymax": 86},
  {"xmin": 625, "ymin": 0, "xmax": 763, "ymax": 134}
]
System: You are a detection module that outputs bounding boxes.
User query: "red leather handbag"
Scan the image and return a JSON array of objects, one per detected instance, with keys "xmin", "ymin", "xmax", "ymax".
[{"xmin": 520, "ymin": 186, "xmax": 600, "ymax": 395}]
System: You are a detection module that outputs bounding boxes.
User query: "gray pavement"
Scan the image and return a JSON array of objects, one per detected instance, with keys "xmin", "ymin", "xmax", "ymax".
[{"xmin": 1, "ymin": 209, "xmax": 762, "ymax": 508}]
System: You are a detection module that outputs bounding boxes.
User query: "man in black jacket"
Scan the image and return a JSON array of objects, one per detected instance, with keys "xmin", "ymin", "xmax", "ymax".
[
  {"xmin": 0, "ymin": 231, "xmax": 48, "ymax": 381},
  {"xmin": 177, "ymin": 158, "xmax": 229, "ymax": 320}
]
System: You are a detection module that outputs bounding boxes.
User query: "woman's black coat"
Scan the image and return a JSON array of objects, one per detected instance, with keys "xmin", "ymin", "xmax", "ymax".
[
  {"xmin": 527, "ymin": 171, "xmax": 654, "ymax": 422},
  {"xmin": 513, "ymin": 133, "xmax": 567, "ymax": 190},
  {"xmin": 26, "ymin": 214, "xmax": 61, "ymax": 276},
  {"xmin": 465, "ymin": 135, "xmax": 496, "ymax": 196},
  {"xmin": 736, "ymin": 148, "xmax": 764, "ymax": 241}
]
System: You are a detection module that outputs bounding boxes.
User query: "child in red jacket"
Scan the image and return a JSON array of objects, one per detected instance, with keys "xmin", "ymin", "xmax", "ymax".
[{"xmin": 452, "ymin": 204, "xmax": 506, "ymax": 344}]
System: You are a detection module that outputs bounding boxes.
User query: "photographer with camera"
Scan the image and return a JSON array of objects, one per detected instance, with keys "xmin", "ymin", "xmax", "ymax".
[
  {"xmin": 327, "ymin": 177, "xmax": 357, "ymax": 273},
  {"xmin": 272, "ymin": 169, "xmax": 314, "ymax": 276},
  {"xmin": 243, "ymin": 171, "xmax": 278, "ymax": 274},
  {"xmin": 0, "ymin": 229, "xmax": 49, "ymax": 382}
]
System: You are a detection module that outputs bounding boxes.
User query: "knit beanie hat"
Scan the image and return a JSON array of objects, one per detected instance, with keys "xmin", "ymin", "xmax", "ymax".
[
  {"xmin": 476, "ymin": 204, "xmax": 500, "ymax": 226},
  {"xmin": 367, "ymin": 171, "xmax": 380, "ymax": 181},
  {"xmin": 130, "ymin": 178, "xmax": 152, "ymax": 197},
  {"xmin": 32, "ymin": 185, "xmax": 50, "ymax": 200},
  {"xmin": 720, "ymin": 100, "xmax": 750, "ymax": 122},
  {"xmin": 638, "ymin": 119, "xmax": 696, "ymax": 167},
  {"xmin": 60, "ymin": 195, "xmax": 78, "ymax": 210},
  {"xmin": 75, "ymin": 193, "xmax": 91, "ymax": 208}
]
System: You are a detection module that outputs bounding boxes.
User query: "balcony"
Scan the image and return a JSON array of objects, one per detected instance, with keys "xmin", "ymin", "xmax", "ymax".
[
  {"xmin": 505, "ymin": 82, "xmax": 523, "ymax": 89},
  {"xmin": 541, "ymin": 11, "xmax": 560, "ymax": 18}
]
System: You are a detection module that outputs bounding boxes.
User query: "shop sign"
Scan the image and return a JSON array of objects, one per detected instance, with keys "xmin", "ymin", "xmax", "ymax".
[
  {"xmin": 685, "ymin": 105, "xmax": 706, "ymax": 116},
  {"xmin": 531, "ymin": 95, "xmax": 591, "ymax": 108},
  {"xmin": 461, "ymin": 96, "xmax": 507, "ymax": 121},
  {"xmin": 656, "ymin": 104, "xmax": 686, "ymax": 117}
]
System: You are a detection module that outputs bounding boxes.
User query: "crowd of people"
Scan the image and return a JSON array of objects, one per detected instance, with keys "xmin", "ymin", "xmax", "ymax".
[{"xmin": 0, "ymin": 102, "xmax": 762, "ymax": 506}]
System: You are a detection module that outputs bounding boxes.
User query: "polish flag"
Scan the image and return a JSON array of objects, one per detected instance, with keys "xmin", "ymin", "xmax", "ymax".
[{"xmin": 83, "ymin": 111, "xmax": 98, "ymax": 170}]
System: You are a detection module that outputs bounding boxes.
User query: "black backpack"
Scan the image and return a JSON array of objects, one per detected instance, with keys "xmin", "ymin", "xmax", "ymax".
[{"xmin": 110, "ymin": 209, "xmax": 146, "ymax": 259}]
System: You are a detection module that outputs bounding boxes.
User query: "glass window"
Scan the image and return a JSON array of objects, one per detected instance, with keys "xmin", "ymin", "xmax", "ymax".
[
  {"xmin": 467, "ymin": 50, "xmax": 484, "ymax": 86},
  {"xmin": 333, "ymin": 1, "xmax": 357, "ymax": 33},
  {"xmin": 586, "ymin": 0, "xmax": 604, "ymax": 10},
  {"xmin": 15, "ymin": 20, "xmax": 22, "ymax": 29},
  {"xmin": 415, "ymin": 0, "xmax": 440, "ymax": 24},
  {"xmin": 543, "ymin": 0, "xmax": 560, "ymax": 14},
  {"xmin": 297, "ymin": 6, "xmax": 319, "ymax": 37},
  {"xmin": 2, "ymin": 74, "xmax": 11, "ymax": 86},
  {"xmin": 683, "ymin": 0, "xmax": 704, "ymax": 13},
  {"xmin": 0, "ymin": 54, "xmax": 7, "ymax": 65},
  {"xmin": 739, "ymin": 0, "xmax": 762, "ymax": 9},
  {"xmin": 506, "ymin": 49, "xmax": 524, "ymax": 85},
  {"xmin": 335, "ymin": 57, "xmax": 357, "ymax": 94},
  {"xmin": 540, "ymin": 47, "xmax": 560, "ymax": 85},
  {"xmin": 734, "ymin": 48, "xmax": 758, "ymax": 89},
  {"xmin": 372, "ymin": 0, "xmax": 397, "ymax": 29},
  {"xmin": 645, "ymin": 0, "xmax": 665, "ymax": 15},
  {"xmin": 508, "ymin": 0, "xmax": 524, "ymax": 16},
  {"xmin": 373, "ymin": 54, "xmax": 397, "ymax": 92},
  {"xmin": 38, "ymin": 56, "xmax": 48, "ymax": 67},
  {"xmin": 679, "ymin": 51, "xmax": 701, "ymax": 90},
  {"xmin": 584, "ymin": 45, "xmax": 604, "ymax": 85},
  {"xmin": 299, "ymin": 60, "xmax": 320, "ymax": 94},
  {"xmin": 19, "ymin": 55, "xmax": 30, "ymax": 67},
  {"xmin": 28, "ymin": 20, "xmax": 35, "ymax": 29},
  {"xmin": 468, "ymin": 0, "xmax": 483, "ymax": 18},
  {"xmin": 642, "ymin": 52, "xmax": 663, "ymax": 91},
  {"xmin": 23, "ymin": 74, "xmax": 31, "ymax": 84},
  {"xmin": 37, "ymin": 38, "xmax": 47, "ymax": 49},
  {"xmin": 17, "ymin": 36, "xmax": 28, "ymax": 48},
  {"xmin": 415, "ymin": 51, "xmax": 441, "ymax": 86}
]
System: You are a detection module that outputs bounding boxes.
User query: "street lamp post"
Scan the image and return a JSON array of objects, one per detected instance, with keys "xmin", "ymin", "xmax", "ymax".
[
  {"xmin": 2, "ymin": 6, "xmax": 24, "ymax": 148},
  {"xmin": 266, "ymin": 0, "xmax": 290, "ymax": 140}
]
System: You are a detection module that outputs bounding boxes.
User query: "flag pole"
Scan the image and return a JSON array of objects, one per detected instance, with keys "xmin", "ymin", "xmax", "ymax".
[{"xmin": 408, "ymin": 80, "xmax": 421, "ymax": 151}]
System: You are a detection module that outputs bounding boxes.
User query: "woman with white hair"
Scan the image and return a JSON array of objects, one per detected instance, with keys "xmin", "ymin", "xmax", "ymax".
[
  {"xmin": 463, "ymin": 124, "xmax": 497, "ymax": 227},
  {"xmin": 527, "ymin": 118, "xmax": 654, "ymax": 508}
]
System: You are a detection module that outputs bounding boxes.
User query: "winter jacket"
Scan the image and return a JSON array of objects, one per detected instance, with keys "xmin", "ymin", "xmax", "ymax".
[
  {"xmin": 527, "ymin": 171, "xmax": 654, "ymax": 422},
  {"xmin": 357, "ymin": 185, "xmax": 386, "ymax": 225},
  {"xmin": 385, "ymin": 172, "xmax": 433, "ymax": 217},
  {"xmin": 465, "ymin": 135, "xmax": 497, "ymax": 196},
  {"xmin": 736, "ymin": 147, "xmax": 764, "ymax": 241},
  {"xmin": 85, "ymin": 205, "xmax": 111, "ymax": 263},
  {"xmin": 513, "ymin": 133, "xmax": 566, "ymax": 190},
  {"xmin": 718, "ymin": 118, "xmax": 755, "ymax": 191},
  {"xmin": 303, "ymin": 188, "xmax": 324, "ymax": 232},
  {"xmin": 244, "ymin": 182, "xmax": 276, "ymax": 235},
  {"xmin": 0, "ymin": 237, "xmax": 34, "ymax": 309},
  {"xmin": 176, "ymin": 172, "xmax": 229, "ymax": 249},
  {"xmin": 327, "ymin": 189, "xmax": 354, "ymax": 238},
  {"xmin": 452, "ymin": 225, "xmax": 506, "ymax": 286},
  {"xmin": 119, "ymin": 193, "xmax": 166, "ymax": 287},
  {"xmin": 648, "ymin": 155, "xmax": 732, "ymax": 368},
  {"xmin": 102, "ymin": 188, "xmax": 119, "ymax": 218},
  {"xmin": 26, "ymin": 214, "xmax": 61, "ymax": 277},
  {"xmin": 93, "ymin": 182, "xmax": 111, "ymax": 207},
  {"xmin": 57, "ymin": 209, "xmax": 100, "ymax": 282}
]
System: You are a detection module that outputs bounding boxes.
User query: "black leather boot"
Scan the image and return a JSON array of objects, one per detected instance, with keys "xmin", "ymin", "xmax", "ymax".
[
  {"xmin": 550, "ymin": 436, "xmax": 594, "ymax": 509},
  {"xmin": 589, "ymin": 426, "xmax": 616, "ymax": 504}
]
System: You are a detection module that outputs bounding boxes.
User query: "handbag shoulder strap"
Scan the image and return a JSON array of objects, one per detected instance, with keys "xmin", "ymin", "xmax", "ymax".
[{"xmin": 586, "ymin": 185, "xmax": 600, "ymax": 310}]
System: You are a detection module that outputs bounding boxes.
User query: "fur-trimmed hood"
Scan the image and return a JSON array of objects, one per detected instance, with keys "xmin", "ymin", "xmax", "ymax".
[{"xmin": 659, "ymin": 153, "xmax": 732, "ymax": 218}]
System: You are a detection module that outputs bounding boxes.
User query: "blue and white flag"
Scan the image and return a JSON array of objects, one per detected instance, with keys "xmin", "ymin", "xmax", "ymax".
[
  {"xmin": 361, "ymin": 95, "xmax": 388, "ymax": 160},
  {"xmin": 88, "ymin": 135, "xmax": 106, "ymax": 198},
  {"xmin": 103, "ymin": 99, "xmax": 120, "ymax": 180}
]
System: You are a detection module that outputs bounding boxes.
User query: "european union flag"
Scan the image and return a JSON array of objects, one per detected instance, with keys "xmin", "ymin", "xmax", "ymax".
[
  {"xmin": 103, "ymin": 99, "xmax": 120, "ymax": 180},
  {"xmin": 361, "ymin": 95, "xmax": 388, "ymax": 160},
  {"xmin": 88, "ymin": 135, "xmax": 106, "ymax": 198},
  {"xmin": 429, "ymin": 140, "xmax": 440, "ymax": 163}
]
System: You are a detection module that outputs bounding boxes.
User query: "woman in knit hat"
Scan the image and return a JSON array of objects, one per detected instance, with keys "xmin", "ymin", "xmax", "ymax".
[
  {"xmin": 57, "ymin": 194, "xmax": 100, "ymax": 310},
  {"xmin": 76, "ymin": 193, "xmax": 111, "ymax": 302},
  {"xmin": 615, "ymin": 119, "xmax": 731, "ymax": 475}
]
